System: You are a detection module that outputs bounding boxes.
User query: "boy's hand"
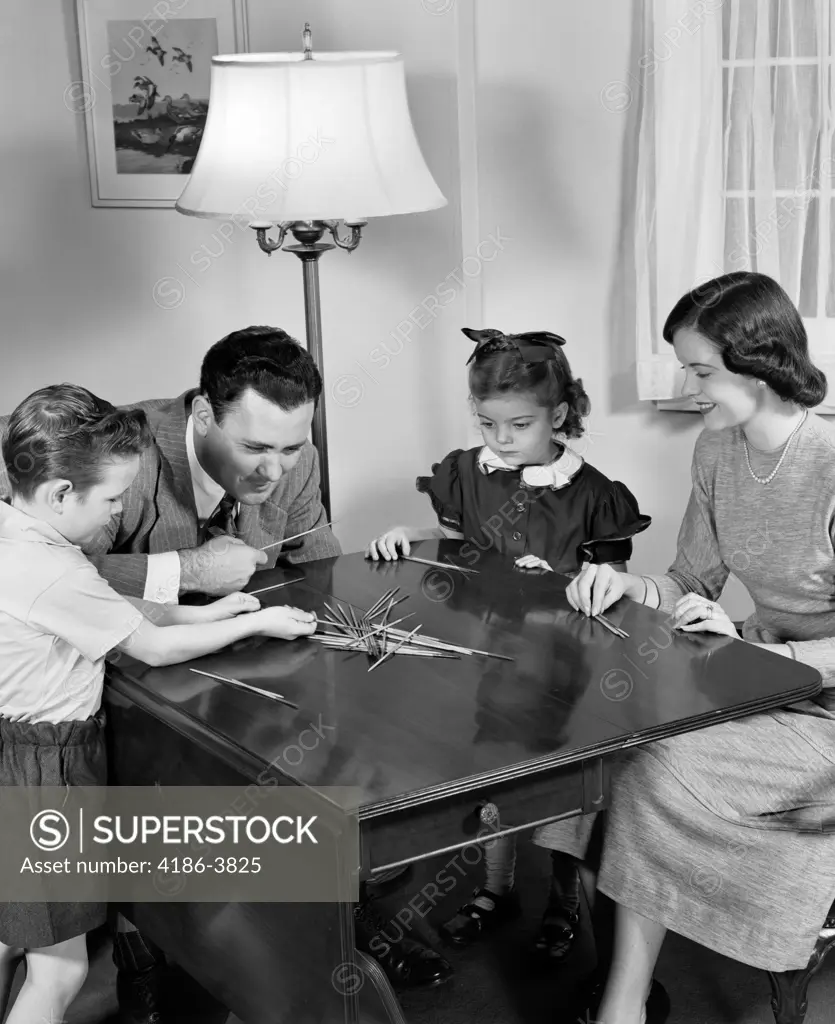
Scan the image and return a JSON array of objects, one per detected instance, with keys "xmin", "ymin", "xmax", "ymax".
[
  {"xmin": 366, "ymin": 527, "xmax": 411, "ymax": 561},
  {"xmin": 256, "ymin": 606, "xmax": 317, "ymax": 640},
  {"xmin": 206, "ymin": 592, "xmax": 262, "ymax": 620}
]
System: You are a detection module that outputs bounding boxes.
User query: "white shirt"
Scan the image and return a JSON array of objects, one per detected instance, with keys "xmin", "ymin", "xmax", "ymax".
[
  {"xmin": 143, "ymin": 416, "xmax": 238, "ymax": 604},
  {"xmin": 0, "ymin": 502, "xmax": 141, "ymax": 724}
]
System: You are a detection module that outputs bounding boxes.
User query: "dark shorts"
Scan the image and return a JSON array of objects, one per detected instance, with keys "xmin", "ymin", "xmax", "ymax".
[{"xmin": 0, "ymin": 708, "xmax": 107, "ymax": 948}]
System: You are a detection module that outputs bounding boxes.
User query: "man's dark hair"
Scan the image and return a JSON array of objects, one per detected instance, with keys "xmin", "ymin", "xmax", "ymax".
[
  {"xmin": 199, "ymin": 326, "xmax": 322, "ymax": 422},
  {"xmin": 3, "ymin": 383, "xmax": 151, "ymax": 500}
]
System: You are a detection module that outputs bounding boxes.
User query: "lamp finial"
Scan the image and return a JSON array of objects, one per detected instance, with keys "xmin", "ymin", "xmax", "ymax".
[{"xmin": 302, "ymin": 23, "xmax": 313, "ymax": 60}]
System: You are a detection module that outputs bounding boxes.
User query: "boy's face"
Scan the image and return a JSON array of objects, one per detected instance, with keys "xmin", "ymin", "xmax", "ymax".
[{"xmin": 60, "ymin": 456, "xmax": 140, "ymax": 545}]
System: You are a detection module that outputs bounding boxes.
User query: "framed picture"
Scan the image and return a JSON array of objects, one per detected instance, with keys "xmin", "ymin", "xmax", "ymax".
[{"xmin": 76, "ymin": 0, "xmax": 249, "ymax": 207}]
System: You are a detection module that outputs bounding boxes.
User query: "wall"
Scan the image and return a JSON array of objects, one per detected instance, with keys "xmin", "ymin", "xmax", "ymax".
[
  {"xmin": 0, "ymin": 0, "xmax": 752, "ymax": 619},
  {"xmin": 473, "ymin": 0, "xmax": 752, "ymax": 620}
]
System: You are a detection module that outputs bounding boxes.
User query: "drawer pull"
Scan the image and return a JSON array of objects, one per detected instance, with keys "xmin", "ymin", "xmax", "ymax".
[{"xmin": 479, "ymin": 802, "xmax": 499, "ymax": 826}]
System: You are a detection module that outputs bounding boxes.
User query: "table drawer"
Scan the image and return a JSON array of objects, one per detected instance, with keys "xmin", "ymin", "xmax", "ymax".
[{"xmin": 361, "ymin": 757, "xmax": 607, "ymax": 877}]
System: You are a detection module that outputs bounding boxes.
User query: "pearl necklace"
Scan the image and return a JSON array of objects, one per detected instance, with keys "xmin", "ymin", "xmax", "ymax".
[{"xmin": 742, "ymin": 411, "xmax": 807, "ymax": 485}]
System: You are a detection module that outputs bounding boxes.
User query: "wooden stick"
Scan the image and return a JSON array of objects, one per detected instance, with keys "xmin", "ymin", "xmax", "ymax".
[
  {"xmin": 188, "ymin": 668, "xmax": 299, "ymax": 709},
  {"xmin": 365, "ymin": 588, "xmax": 399, "ymax": 619},
  {"xmin": 368, "ymin": 624, "xmax": 424, "ymax": 673},
  {"xmin": 261, "ymin": 521, "xmax": 336, "ymax": 552},
  {"xmin": 337, "ymin": 613, "xmax": 415, "ymax": 650},
  {"xmin": 249, "ymin": 577, "xmax": 305, "ymax": 596},
  {"xmin": 381, "ymin": 626, "xmax": 515, "ymax": 662},
  {"xmin": 594, "ymin": 613, "xmax": 629, "ymax": 638},
  {"xmin": 400, "ymin": 554, "xmax": 478, "ymax": 574}
]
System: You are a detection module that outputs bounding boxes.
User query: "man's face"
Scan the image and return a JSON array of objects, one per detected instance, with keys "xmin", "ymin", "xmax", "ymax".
[{"xmin": 194, "ymin": 388, "xmax": 314, "ymax": 505}]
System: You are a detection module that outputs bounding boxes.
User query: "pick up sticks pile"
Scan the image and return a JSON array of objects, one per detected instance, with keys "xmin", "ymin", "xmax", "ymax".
[{"xmin": 312, "ymin": 587, "xmax": 513, "ymax": 671}]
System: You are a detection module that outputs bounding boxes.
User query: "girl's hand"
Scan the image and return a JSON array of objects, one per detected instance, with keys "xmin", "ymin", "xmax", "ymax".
[
  {"xmin": 256, "ymin": 606, "xmax": 317, "ymax": 640},
  {"xmin": 515, "ymin": 554, "xmax": 553, "ymax": 572},
  {"xmin": 566, "ymin": 563, "xmax": 626, "ymax": 617},
  {"xmin": 673, "ymin": 594, "xmax": 739, "ymax": 638},
  {"xmin": 366, "ymin": 527, "xmax": 411, "ymax": 561},
  {"xmin": 206, "ymin": 592, "xmax": 261, "ymax": 620}
]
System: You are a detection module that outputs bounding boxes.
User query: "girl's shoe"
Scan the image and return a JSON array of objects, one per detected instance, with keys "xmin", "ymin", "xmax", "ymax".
[
  {"xmin": 438, "ymin": 887, "xmax": 521, "ymax": 946},
  {"xmin": 533, "ymin": 897, "xmax": 580, "ymax": 962}
]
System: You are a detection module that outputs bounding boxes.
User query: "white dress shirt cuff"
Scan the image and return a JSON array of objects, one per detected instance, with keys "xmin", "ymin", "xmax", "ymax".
[{"xmin": 143, "ymin": 551, "xmax": 181, "ymax": 604}]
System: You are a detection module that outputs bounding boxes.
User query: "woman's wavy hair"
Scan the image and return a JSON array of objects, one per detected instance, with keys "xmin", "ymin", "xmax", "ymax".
[
  {"xmin": 663, "ymin": 272, "xmax": 827, "ymax": 407},
  {"xmin": 2, "ymin": 383, "xmax": 152, "ymax": 500},
  {"xmin": 467, "ymin": 333, "xmax": 591, "ymax": 439}
]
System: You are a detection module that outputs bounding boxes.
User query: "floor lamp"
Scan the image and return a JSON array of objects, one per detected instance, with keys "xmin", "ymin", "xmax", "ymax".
[{"xmin": 175, "ymin": 25, "xmax": 447, "ymax": 518}]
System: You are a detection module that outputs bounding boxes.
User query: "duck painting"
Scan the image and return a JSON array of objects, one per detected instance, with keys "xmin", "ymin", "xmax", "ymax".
[
  {"xmin": 171, "ymin": 47, "xmax": 193, "ymax": 72},
  {"xmin": 131, "ymin": 128, "xmax": 163, "ymax": 146},
  {"xmin": 129, "ymin": 76, "xmax": 159, "ymax": 117},
  {"xmin": 162, "ymin": 93, "xmax": 204, "ymax": 124},
  {"xmin": 167, "ymin": 125, "xmax": 203, "ymax": 150},
  {"xmin": 145, "ymin": 35, "xmax": 167, "ymax": 66}
]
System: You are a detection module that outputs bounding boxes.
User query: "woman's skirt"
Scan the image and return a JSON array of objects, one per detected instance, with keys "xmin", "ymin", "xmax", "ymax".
[
  {"xmin": 0, "ymin": 708, "xmax": 107, "ymax": 948},
  {"xmin": 533, "ymin": 708, "xmax": 835, "ymax": 971}
]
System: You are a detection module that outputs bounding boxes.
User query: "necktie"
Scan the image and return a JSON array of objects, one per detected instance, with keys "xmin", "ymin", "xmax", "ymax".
[{"xmin": 199, "ymin": 492, "xmax": 237, "ymax": 543}]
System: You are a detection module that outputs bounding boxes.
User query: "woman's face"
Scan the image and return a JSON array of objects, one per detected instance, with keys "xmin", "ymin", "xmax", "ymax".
[{"xmin": 673, "ymin": 327, "xmax": 760, "ymax": 430}]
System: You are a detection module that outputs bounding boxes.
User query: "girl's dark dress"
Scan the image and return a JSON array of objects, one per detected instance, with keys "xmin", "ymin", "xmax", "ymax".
[{"xmin": 417, "ymin": 445, "xmax": 650, "ymax": 572}]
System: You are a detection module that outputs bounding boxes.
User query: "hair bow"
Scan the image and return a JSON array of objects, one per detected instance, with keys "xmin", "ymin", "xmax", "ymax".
[{"xmin": 462, "ymin": 328, "xmax": 567, "ymax": 365}]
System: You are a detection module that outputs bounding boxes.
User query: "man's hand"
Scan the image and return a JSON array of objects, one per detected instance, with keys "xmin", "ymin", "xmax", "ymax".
[{"xmin": 179, "ymin": 536, "xmax": 269, "ymax": 596}]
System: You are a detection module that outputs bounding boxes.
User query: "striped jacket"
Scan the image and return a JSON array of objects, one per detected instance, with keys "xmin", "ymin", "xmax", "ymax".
[{"xmin": 0, "ymin": 390, "xmax": 341, "ymax": 598}]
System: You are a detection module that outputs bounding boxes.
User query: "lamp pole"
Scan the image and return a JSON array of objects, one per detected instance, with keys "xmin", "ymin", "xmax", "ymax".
[{"xmin": 252, "ymin": 219, "xmax": 366, "ymax": 519}]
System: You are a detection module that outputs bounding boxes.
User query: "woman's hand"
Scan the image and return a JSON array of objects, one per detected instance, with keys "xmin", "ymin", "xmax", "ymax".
[
  {"xmin": 515, "ymin": 554, "xmax": 553, "ymax": 572},
  {"xmin": 206, "ymin": 592, "xmax": 261, "ymax": 620},
  {"xmin": 565, "ymin": 563, "xmax": 626, "ymax": 617},
  {"xmin": 672, "ymin": 594, "xmax": 740, "ymax": 638},
  {"xmin": 366, "ymin": 527, "xmax": 411, "ymax": 561}
]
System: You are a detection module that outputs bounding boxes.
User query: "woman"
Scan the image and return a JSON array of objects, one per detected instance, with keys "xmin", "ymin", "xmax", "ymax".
[{"xmin": 562, "ymin": 271, "xmax": 835, "ymax": 1023}]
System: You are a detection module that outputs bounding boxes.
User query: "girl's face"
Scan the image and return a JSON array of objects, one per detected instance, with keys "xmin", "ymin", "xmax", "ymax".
[
  {"xmin": 474, "ymin": 392, "xmax": 568, "ymax": 466},
  {"xmin": 55, "ymin": 456, "xmax": 140, "ymax": 545},
  {"xmin": 673, "ymin": 327, "xmax": 760, "ymax": 430}
]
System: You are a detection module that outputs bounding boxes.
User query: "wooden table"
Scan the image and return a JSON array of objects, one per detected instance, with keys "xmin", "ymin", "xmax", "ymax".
[{"xmin": 104, "ymin": 541, "xmax": 821, "ymax": 1024}]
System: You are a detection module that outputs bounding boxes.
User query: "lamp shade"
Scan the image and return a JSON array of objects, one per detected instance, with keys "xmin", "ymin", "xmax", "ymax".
[{"xmin": 175, "ymin": 51, "xmax": 447, "ymax": 223}]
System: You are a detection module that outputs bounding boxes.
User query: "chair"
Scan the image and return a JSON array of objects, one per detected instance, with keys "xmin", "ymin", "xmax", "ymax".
[
  {"xmin": 729, "ymin": 621, "xmax": 835, "ymax": 1022},
  {"xmin": 766, "ymin": 900, "xmax": 835, "ymax": 1023}
]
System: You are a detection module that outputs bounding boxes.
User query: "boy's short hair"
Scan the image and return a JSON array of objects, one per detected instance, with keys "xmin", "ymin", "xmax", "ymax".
[
  {"xmin": 199, "ymin": 326, "xmax": 322, "ymax": 423},
  {"xmin": 2, "ymin": 383, "xmax": 152, "ymax": 500}
]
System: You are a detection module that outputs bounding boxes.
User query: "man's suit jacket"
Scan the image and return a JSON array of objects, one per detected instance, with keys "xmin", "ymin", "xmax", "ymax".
[{"xmin": 0, "ymin": 390, "xmax": 341, "ymax": 598}]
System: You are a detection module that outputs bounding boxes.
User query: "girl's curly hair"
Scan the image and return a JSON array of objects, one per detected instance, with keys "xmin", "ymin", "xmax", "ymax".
[{"xmin": 467, "ymin": 334, "xmax": 591, "ymax": 439}]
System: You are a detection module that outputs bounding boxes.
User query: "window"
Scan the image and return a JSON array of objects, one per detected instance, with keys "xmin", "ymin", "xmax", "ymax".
[
  {"xmin": 723, "ymin": 0, "xmax": 835, "ymax": 346},
  {"xmin": 632, "ymin": 0, "xmax": 835, "ymax": 407}
]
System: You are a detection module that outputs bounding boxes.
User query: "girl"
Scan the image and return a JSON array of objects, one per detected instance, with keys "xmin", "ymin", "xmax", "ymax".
[
  {"xmin": 0, "ymin": 383, "xmax": 315, "ymax": 1024},
  {"xmin": 366, "ymin": 328, "xmax": 651, "ymax": 960}
]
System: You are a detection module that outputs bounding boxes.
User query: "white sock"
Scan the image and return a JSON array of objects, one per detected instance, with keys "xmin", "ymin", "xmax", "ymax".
[{"xmin": 483, "ymin": 832, "xmax": 516, "ymax": 895}]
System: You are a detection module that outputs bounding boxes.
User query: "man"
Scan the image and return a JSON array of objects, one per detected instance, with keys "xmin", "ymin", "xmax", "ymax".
[{"xmin": 1, "ymin": 326, "xmax": 450, "ymax": 1024}]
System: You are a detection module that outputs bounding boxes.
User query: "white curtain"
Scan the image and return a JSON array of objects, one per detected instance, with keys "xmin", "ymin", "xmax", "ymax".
[{"xmin": 635, "ymin": 0, "xmax": 835, "ymax": 403}]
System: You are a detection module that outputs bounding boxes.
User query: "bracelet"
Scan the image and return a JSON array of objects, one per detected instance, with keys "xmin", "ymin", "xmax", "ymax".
[{"xmin": 639, "ymin": 575, "xmax": 649, "ymax": 604}]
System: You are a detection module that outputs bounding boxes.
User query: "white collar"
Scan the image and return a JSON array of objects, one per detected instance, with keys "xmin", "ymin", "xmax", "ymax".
[
  {"xmin": 186, "ymin": 415, "xmax": 234, "ymax": 521},
  {"xmin": 477, "ymin": 442, "xmax": 584, "ymax": 490}
]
